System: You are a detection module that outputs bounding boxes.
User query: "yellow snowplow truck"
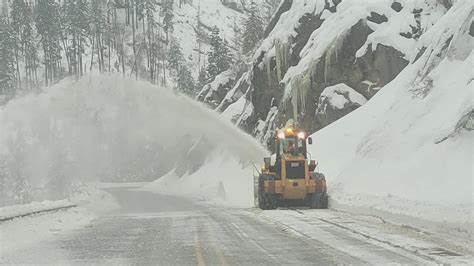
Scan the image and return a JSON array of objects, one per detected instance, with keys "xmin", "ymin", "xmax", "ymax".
[{"xmin": 256, "ymin": 127, "xmax": 328, "ymax": 210}]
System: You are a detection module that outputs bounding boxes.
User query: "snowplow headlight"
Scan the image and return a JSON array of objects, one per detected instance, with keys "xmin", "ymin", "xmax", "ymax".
[
  {"xmin": 285, "ymin": 127, "xmax": 293, "ymax": 134},
  {"xmin": 277, "ymin": 131, "xmax": 285, "ymax": 139},
  {"xmin": 297, "ymin": 132, "xmax": 305, "ymax": 139}
]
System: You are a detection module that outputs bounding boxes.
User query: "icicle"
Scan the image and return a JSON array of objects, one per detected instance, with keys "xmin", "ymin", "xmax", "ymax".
[
  {"xmin": 266, "ymin": 53, "xmax": 272, "ymax": 84},
  {"xmin": 275, "ymin": 39, "xmax": 290, "ymax": 82},
  {"xmin": 275, "ymin": 41, "xmax": 283, "ymax": 82},
  {"xmin": 287, "ymin": 74, "xmax": 311, "ymax": 127},
  {"xmin": 324, "ymin": 30, "xmax": 348, "ymax": 84},
  {"xmin": 292, "ymin": 81, "xmax": 298, "ymax": 127}
]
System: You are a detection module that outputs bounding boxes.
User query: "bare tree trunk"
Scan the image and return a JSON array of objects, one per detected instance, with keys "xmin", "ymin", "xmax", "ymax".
[
  {"xmin": 96, "ymin": 33, "xmax": 102, "ymax": 72},
  {"xmin": 126, "ymin": 0, "xmax": 130, "ymax": 25},
  {"xmin": 161, "ymin": 40, "xmax": 166, "ymax": 86},
  {"xmin": 131, "ymin": 0, "xmax": 137, "ymax": 79},
  {"xmin": 157, "ymin": 32, "xmax": 161, "ymax": 84},
  {"xmin": 44, "ymin": 50, "xmax": 48, "ymax": 86},
  {"xmin": 33, "ymin": 56, "xmax": 38, "ymax": 89},
  {"xmin": 120, "ymin": 31, "xmax": 125, "ymax": 77},
  {"xmin": 108, "ymin": 5, "xmax": 111, "ymax": 72},
  {"xmin": 73, "ymin": 33, "xmax": 77, "ymax": 76},
  {"xmin": 99, "ymin": 34, "xmax": 104, "ymax": 71},
  {"xmin": 79, "ymin": 37, "xmax": 83, "ymax": 76},
  {"xmin": 113, "ymin": 6, "xmax": 117, "ymax": 48},
  {"xmin": 61, "ymin": 38, "xmax": 71, "ymax": 74},
  {"xmin": 23, "ymin": 45, "xmax": 28, "ymax": 91},
  {"xmin": 143, "ymin": 15, "xmax": 148, "ymax": 70},
  {"xmin": 147, "ymin": 22, "xmax": 152, "ymax": 82},
  {"xmin": 90, "ymin": 33, "xmax": 95, "ymax": 71},
  {"xmin": 15, "ymin": 47, "xmax": 21, "ymax": 90}
]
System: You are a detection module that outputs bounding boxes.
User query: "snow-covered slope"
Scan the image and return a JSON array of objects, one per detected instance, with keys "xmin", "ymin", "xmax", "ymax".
[
  {"xmin": 310, "ymin": 0, "xmax": 473, "ymax": 244},
  {"xmin": 172, "ymin": 0, "xmax": 280, "ymax": 76}
]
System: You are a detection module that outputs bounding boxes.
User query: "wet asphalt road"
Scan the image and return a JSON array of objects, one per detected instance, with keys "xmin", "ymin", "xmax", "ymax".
[{"xmin": 1, "ymin": 187, "xmax": 438, "ymax": 265}]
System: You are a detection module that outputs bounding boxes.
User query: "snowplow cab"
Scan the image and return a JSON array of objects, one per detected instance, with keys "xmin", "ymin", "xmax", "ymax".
[{"xmin": 256, "ymin": 126, "xmax": 328, "ymax": 210}]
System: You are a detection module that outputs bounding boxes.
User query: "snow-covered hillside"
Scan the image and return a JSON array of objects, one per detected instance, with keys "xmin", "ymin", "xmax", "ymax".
[
  {"xmin": 172, "ymin": 0, "xmax": 280, "ymax": 75},
  {"xmin": 310, "ymin": 0, "xmax": 473, "ymax": 244}
]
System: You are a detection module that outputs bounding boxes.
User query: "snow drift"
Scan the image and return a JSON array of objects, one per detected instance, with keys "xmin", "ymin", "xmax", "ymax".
[
  {"xmin": 140, "ymin": 150, "xmax": 257, "ymax": 208},
  {"xmin": 310, "ymin": 0, "xmax": 473, "ymax": 245},
  {"xmin": 0, "ymin": 74, "xmax": 267, "ymax": 206}
]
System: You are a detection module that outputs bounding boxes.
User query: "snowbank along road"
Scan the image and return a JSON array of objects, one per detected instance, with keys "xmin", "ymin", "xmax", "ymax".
[{"xmin": 1, "ymin": 184, "xmax": 472, "ymax": 265}]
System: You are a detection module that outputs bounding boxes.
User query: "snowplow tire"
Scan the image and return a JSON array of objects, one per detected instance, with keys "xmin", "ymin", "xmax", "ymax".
[
  {"xmin": 257, "ymin": 175, "xmax": 265, "ymax": 209},
  {"xmin": 310, "ymin": 193, "xmax": 328, "ymax": 209},
  {"xmin": 257, "ymin": 175, "xmax": 277, "ymax": 210},
  {"xmin": 260, "ymin": 193, "xmax": 276, "ymax": 210},
  {"xmin": 320, "ymin": 193, "xmax": 328, "ymax": 209}
]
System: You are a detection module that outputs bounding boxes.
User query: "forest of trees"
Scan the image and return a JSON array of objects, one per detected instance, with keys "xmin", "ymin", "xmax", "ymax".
[
  {"xmin": 0, "ymin": 0, "xmax": 185, "ymax": 100},
  {"xmin": 0, "ymin": 0, "xmax": 266, "ymax": 103}
]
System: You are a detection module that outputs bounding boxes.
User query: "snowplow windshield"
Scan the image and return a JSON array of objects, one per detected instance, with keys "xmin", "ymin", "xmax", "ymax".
[{"xmin": 279, "ymin": 137, "xmax": 304, "ymax": 156}]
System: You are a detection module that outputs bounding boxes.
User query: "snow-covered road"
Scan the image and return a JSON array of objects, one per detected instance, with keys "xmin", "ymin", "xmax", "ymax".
[{"xmin": 1, "ymin": 185, "xmax": 471, "ymax": 265}]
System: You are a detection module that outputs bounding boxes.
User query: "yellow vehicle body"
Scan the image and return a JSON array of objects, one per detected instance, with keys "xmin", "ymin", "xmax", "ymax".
[{"xmin": 256, "ymin": 127, "xmax": 328, "ymax": 209}]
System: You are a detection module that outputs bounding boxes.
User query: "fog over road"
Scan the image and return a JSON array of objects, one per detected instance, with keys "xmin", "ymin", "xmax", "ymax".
[{"xmin": 2, "ymin": 185, "xmax": 468, "ymax": 265}]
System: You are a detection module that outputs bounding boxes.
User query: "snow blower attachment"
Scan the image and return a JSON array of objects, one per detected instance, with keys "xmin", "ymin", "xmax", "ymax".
[{"xmin": 256, "ymin": 127, "xmax": 328, "ymax": 210}]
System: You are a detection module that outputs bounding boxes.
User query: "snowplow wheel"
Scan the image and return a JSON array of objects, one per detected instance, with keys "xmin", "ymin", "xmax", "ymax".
[
  {"xmin": 257, "ymin": 175, "xmax": 266, "ymax": 209},
  {"xmin": 265, "ymin": 194, "xmax": 277, "ymax": 210},
  {"xmin": 257, "ymin": 175, "xmax": 265, "ymax": 209},
  {"xmin": 257, "ymin": 175, "xmax": 277, "ymax": 210},
  {"xmin": 321, "ymin": 194, "xmax": 328, "ymax": 209},
  {"xmin": 310, "ymin": 192, "xmax": 328, "ymax": 209}
]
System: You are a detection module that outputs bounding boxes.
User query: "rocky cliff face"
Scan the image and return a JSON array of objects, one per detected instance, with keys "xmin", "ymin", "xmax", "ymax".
[{"xmin": 199, "ymin": 0, "xmax": 451, "ymax": 145}]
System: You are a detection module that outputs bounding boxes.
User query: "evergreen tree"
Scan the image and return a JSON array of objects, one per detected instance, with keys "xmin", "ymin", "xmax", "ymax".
[
  {"xmin": 167, "ymin": 37, "xmax": 196, "ymax": 96},
  {"xmin": 167, "ymin": 37, "xmax": 184, "ymax": 74},
  {"xmin": 207, "ymin": 26, "xmax": 221, "ymax": 79},
  {"xmin": 195, "ymin": 0, "xmax": 203, "ymax": 70},
  {"xmin": 144, "ymin": 0, "xmax": 158, "ymax": 83},
  {"xmin": 10, "ymin": 0, "xmax": 26, "ymax": 89},
  {"xmin": 91, "ymin": 0, "xmax": 108, "ymax": 72},
  {"xmin": 206, "ymin": 26, "xmax": 232, "ymax": 81},
  {"xmin": 160, "ymin": 0, "xmax": 174, "ymax": 42},
  {"xmin": 22, "ymin": 18, "xmax": 39, "ymax": 90},
  {"xmin": 0, "ymin": 16, "xmax": 17, "ymax": 97},
  {"xmin": 10, "ymin": 0, "xmax": 37, "ymax": 90},
  {"xmin": 241, "ymin": 1, "xmax": 264, "ymax": 54},
  {"xmin": 197, "ymin": 66, "xmax": 207, "ymax": 90},
  {"xmin": 35, "ymin": 0, "xmax": 63, "ymax": 85},
  {"xmin": 63, "ymin": 0, "xmax": 90, "ymax": 76},
  {"xmin": 219, "ymin": 39, "xmax": 232, "ymax": 71},
  {"xmin": 232, "ymin": 18, "xmax": 243, "ymax": 61},
  {"xmin": 174, "ymin": 64, "xmax": 195, "ymax": 96}
]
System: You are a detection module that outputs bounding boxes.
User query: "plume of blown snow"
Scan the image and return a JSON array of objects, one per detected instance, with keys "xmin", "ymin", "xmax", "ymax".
[{"xmin": 0, "ymin": 74, "xmax": 267, "ymax": 206}]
